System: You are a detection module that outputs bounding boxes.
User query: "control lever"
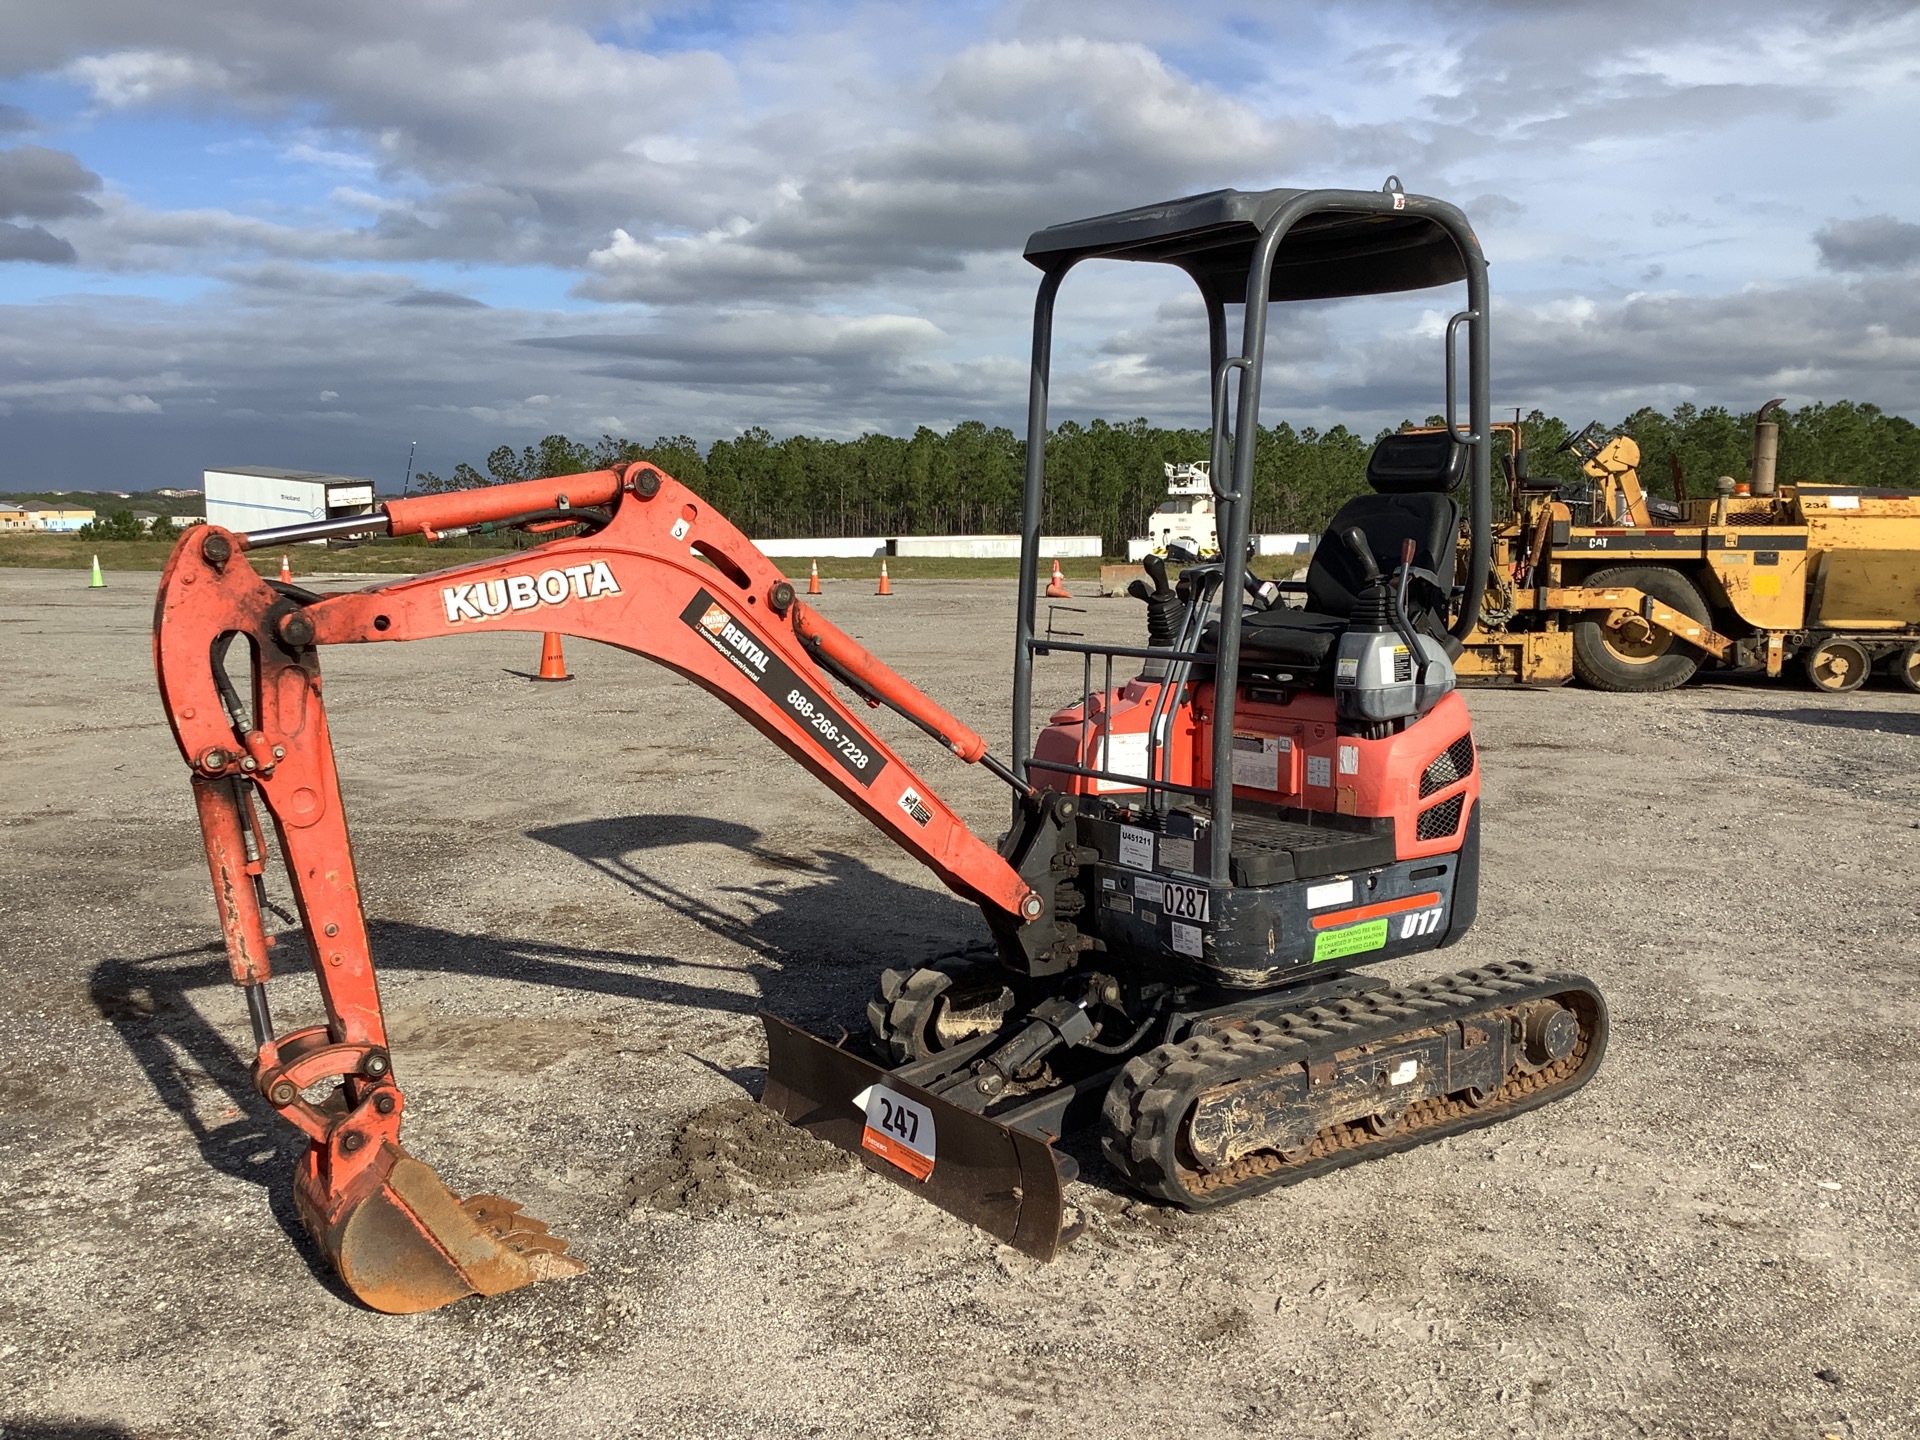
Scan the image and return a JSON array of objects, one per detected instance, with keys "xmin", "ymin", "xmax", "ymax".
[
  {"xmin": 1393, "ymin": 538, "xmax": 1416, "ymax": 622},
  {"xmin": 1126, "ymin": 552, "xmax": 1174, "ymax": 604},
  {"xmin": 1389, "ymin": 537, "xmax": 1429, "ymax": 684},
  {"xmin": 1345, "ymin": 528, "xmax": 1428, "ymax": 684},
  {"xmin": 1127, "ymin": 551, "xmax": 1182, "ymax": 650},
  {"xmin": 1342, "ymin": 526, "xmax": 1381, "ymax": 581}
]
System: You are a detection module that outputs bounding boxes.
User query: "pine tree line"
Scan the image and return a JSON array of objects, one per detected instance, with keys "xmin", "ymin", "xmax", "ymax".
[{"xmin": 413, "ymin": 400, "xmax": 1918, "ymax": 553}]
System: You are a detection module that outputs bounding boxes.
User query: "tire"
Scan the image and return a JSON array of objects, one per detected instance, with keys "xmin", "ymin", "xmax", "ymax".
[
  {"xmin": 1888, "ymin": 641, "xmax": 1920, "ymax": 695},
  {"xmin": 1803, "ymin": 636, "xmax": 1871, "ymax": 694},
  {"xmin": 1570, "ymin": 565, "xmax": 1712, "ymax": 693}
]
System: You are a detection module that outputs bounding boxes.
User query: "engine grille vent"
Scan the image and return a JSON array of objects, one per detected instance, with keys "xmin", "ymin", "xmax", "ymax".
[
  {"xmin": 1420, "ymin": 736, "xmax": 1476, "ymax": 797},
  {"xmin": 1416, "ymin": 794, "xmax": 1465, "ymax": 841}
]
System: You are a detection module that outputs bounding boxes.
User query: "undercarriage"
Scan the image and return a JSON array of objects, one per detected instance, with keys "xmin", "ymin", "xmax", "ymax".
[{"xmin": 767, "ymin": 938, "xmax": 1605, "ymax": 1257}]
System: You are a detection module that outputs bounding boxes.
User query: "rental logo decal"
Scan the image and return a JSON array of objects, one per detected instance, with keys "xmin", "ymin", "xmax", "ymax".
[
  {"xmin": 679, "ymin": 588, "xmax": 880, "ymax": 788},
  {"xmin": 442, "ymin": 561, "xmax": 620, "ymax": 624},
  {"xmin": 696, "ymin": 600, "xmax": 771, "ymax": 680}
]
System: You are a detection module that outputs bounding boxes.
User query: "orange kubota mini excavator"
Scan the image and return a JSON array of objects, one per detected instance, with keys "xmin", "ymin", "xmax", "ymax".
[{"xmin": 154, "ymin": 181, "xmax": 1608, "ymax": 1313}]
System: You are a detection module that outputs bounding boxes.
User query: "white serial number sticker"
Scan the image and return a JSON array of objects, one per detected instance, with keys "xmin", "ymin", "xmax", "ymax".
[
  {"xmin": 1306, "ymin": 878, "xmax": 1353, "ymax": 910},
  {"xmin": 853, "ymin": 1085, "xmax": 935, "ymax": 1181},
  {"xmin": 1162, "ymin": 881, "xmax": 1209, "ymax": 922},
  {"xmin": 1170, "ymin": 920, "xmax": 1204, "ymax": 957}
]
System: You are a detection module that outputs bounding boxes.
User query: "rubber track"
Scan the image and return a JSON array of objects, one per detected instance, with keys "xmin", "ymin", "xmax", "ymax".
[{"xmin": 1100, "ymin": 960, "xmax": 1607, "ymax": 1208}]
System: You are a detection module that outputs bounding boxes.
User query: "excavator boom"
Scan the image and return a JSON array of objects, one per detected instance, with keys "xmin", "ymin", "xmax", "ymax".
[{"xmin": 152, "ymin": 461, "xmax": 1039, "ymax": 1311}]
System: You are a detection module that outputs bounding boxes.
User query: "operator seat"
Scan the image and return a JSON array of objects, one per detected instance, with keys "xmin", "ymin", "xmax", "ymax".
[{"xmin": 1219, "ymin": 429, "xmax": 1466, "ymax": 681}]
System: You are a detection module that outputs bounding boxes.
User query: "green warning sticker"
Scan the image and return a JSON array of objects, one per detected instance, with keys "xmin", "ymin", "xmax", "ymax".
[{"xmin": 1313, "ymin": 917, "xmax": 1389, "ymax": 962}]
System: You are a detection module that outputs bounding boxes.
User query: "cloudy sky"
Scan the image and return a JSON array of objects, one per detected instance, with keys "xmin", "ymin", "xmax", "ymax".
[{"xmin": 1, "ymin": 0, "xmax": 1916, "ymax": 491}]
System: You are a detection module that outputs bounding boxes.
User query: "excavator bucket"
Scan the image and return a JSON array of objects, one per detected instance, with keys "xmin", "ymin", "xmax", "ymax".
[
  {"xmin": 759, "ymin": 1013, "xmax": 1080, "ymax": 1261},
  {"xmin": 295, "ymin": 1142, "xmax": 584, "ymax": 1314}
]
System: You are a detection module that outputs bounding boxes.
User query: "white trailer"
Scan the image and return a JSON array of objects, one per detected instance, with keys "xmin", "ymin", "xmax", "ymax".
[{"xmin": 203, "ymin": 466, "xmax": 378, "ymax": 541}]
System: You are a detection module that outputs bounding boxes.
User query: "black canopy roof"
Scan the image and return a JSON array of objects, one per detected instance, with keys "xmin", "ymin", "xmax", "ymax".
[{"xmin": 1022, "ymin": 187, "xmax": 1474, "ymax": 303}]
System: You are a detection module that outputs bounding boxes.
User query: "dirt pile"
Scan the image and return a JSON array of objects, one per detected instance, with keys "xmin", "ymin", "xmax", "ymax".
[{"xmin": 628, "ymin": 1094, "xmax": 851, "ymax": 1216}]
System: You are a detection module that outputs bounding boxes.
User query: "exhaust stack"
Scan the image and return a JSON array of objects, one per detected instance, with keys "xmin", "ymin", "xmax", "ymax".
[{"xmin": 1751, "ymin": 397, "xmax": 1785, "ymax": 497}]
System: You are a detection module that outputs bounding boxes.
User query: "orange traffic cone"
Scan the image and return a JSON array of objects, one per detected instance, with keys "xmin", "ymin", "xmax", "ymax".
[
  {"xmin": 534, "ymin": 632, "xmax": 571, "ymax": 682},
  {"xmin": 807, "ymin": 560, "xmax": 821, "ymax": 595},
  {"xmin": 876, "ymin": 561, "xmax": 893, "ymax": 596},
  {"xmin": 1045, "ymin": 559, "xmax": 1071, "ymax": 599},
  {"xmin": 279, "ymin": 554, "xmax": 293, "ymax": 584}
]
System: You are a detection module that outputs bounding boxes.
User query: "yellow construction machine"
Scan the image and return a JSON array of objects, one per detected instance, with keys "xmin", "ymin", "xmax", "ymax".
[{"xmin": 1454, "ymin": 401, "xmax": 1920, "ymax": 693}]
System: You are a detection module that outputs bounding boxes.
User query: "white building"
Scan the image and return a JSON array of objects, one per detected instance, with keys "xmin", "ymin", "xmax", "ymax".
[
  {"xmin": 203, "ymin": 466, "xmax": 377, "ymax": 538},
  {"xmin": 21, "ymin": 504, "xmax": 95, "ymax": 533}
]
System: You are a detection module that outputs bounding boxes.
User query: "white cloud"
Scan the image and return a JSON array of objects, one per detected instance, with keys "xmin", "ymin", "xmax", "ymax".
[
  {"xmin": 0, "ymin": 0, "xmax": 1912, "ymax": 487},
  {"xmin": 65, "ymin": 50, "xmax": 232, "ymax": 108},
  {"xmin": 285, "ymin": 139, "xmax": 375, "ymax": 173}
]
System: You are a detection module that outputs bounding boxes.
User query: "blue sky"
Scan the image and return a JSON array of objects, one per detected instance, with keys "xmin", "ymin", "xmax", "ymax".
[{"xmin": 1, "ymin": 0, "xmax": 1916, "ymax": 491}]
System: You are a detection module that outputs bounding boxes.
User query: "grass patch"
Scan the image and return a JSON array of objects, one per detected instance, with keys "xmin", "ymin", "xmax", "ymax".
[
  {"xmin": 0, "ymin": 534, "xmax": 520, "ymax": 575},
  {"xmin": 1, "ymin": 534, "xmax": 1120, "ymax": 580}
]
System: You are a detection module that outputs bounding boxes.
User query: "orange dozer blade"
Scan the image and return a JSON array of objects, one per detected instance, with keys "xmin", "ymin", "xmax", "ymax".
[{"xmin": 295, "ymin": 1142, "xmax": 584, "ymax": 1314}]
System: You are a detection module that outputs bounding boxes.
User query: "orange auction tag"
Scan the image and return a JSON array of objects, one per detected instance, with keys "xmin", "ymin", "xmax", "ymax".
[{"xmin": 853, "ymin": 1084, "xmax": 936, "ymax": 1181}]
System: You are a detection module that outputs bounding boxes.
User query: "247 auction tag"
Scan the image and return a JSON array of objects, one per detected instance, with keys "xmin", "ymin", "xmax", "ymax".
[{"xmin": 852, "ymin": 1084, "xmax": 936, "ymax": 1181}]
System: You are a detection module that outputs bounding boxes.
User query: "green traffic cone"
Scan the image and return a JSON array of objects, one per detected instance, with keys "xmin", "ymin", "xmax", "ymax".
[{"xmin": 88, "ymin": 554, "xmax": 106, "ymax": 589}]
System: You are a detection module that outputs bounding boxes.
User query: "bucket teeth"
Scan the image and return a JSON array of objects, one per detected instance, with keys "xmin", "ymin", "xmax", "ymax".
[{"xmin": 461, "ymin": 1195, "xmax": 585, "ymax": 1277}]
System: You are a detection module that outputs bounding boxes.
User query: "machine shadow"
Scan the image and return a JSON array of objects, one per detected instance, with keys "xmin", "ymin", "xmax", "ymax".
[
  {"xmin": 89, "ymin": 811, "xmax": 993, "ymax": 1254},
  {"xmin": 522, "ymin": 812, "xmax": 993, "ymax": 1028},
  {"xmin": 87, "ymin": 943, "xmax": 346, "ymax": 1296},
  {"xmin": 1706, "ymin": 705, "xmax": 1920, "ymax": 737}
]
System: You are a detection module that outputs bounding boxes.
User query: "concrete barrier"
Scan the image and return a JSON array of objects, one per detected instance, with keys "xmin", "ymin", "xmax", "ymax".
[
  {"xmin": 753, "ymin": 537, "xmax": 890, "ymax": 558},
  {"xmin": 754, "ymin": 535, "xmax": 1104, "ymax": 561},
  {"xmin": 891, "ymin": 534, "xmax": 1101, "ymax": 559}
]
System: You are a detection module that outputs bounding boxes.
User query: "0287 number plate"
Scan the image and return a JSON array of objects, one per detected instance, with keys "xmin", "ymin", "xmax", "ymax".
[
  {"xmin": 1161, "ymin": 880, "xmax": 1209, "ymax": 922},
  {"xmin": 853, "ymin": 1084, "xmax": 936, "ymax": 1181}
]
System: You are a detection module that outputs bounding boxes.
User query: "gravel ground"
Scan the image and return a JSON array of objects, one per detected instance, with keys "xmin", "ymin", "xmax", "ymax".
[{"xmin": 2, "ymin": 562, "xmax": 1917, "ymax": 1440}]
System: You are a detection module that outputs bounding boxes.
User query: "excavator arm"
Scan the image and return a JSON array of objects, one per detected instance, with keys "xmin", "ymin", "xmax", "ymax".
[{"xmin": 151, "ymin": 461, "xmax": 1042, "ymax": 1312}]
